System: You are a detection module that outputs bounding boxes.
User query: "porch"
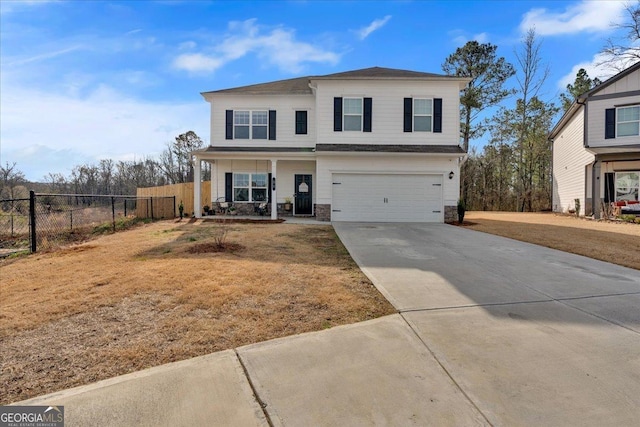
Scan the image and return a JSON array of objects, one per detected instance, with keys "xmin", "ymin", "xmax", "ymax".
[{"xmin": 192, "ymin": 148, "xmax": 316, "ymax": 220}]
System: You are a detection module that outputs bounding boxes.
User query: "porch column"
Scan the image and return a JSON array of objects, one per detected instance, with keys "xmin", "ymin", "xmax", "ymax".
[
  {"xmin": 210, "ymin": 160, "xmax": 216, "ymax": 207},
  {"xmin": 592, "ymin": 159, "xmax": 601, "ymax": 219},
  {"xmin": 271, "ymin": 159, "xmax": 278, "ymax": 220},
  {"xmin": 194, "ymin": 155, "xmax": 202, "ymax": 219}
]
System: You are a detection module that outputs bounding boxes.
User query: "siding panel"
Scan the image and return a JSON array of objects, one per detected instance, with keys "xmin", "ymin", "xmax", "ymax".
[{"xmin": 552, "ymin": 109, "xmax": 594, "ymax": 214}]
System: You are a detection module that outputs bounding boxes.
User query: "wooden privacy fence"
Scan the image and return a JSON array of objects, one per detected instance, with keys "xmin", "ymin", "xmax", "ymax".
[{"xmin": 137, "ymin": 182, "xmax": 211, "ymax": 217}]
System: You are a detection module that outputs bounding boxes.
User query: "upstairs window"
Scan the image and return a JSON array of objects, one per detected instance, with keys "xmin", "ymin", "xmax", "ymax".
[
  {"xmin": 413, "ymin": 99, "xmax": 433, "ymax": 132},
  {"xmin": 234, "ymin": 111, "xmax": 250, "ymax": 139},
  {"xmin": 227, "ymin": 110, "xmax": 275, "ymax": 140},
  {"xmin": 617, "ymin": 106, "xmax": 640, "ymax": 137},
  {"xmin": 343, "ymin": 98, "xmax": 363, "ymax": 131},
  {"xmin": 234, "ymin": 110, "xmax": 267, "ymax": 139}
]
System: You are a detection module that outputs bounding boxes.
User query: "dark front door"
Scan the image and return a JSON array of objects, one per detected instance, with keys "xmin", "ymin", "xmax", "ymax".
[{"xmin": 294, "ymin": 174, "xmax": 313, "ymax": 215}]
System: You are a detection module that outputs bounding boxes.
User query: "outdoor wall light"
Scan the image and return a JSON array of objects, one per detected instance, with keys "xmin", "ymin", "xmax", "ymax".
[{"xmin": 449, "ymin": 171, "xmax": 455, "ymax": 180}]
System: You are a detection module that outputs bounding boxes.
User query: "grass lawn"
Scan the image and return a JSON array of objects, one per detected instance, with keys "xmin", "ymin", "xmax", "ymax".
[
  {"xmin": 0, "ymin": 219, "xmax": 395, "ymax": 404},
  {"xmin": 462, "ymin": 211, "xmax": 640, "ymax": 270}
]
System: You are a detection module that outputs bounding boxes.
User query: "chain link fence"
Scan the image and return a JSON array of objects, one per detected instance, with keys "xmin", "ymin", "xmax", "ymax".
[{"xmin": 0, "ymin": 192, "xmax": 175, "ymax": 254}]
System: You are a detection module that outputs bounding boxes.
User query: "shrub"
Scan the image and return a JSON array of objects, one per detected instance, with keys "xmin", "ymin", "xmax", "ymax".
[{"xmin": 457, "ymin": 199, "xmax": 466, "ymax": 224}]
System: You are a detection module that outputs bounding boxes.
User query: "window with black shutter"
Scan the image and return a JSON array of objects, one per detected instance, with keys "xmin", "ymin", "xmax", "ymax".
[
  {"xmin": 605, "ymin": 108, "xmax": 616, "ymax": 139},
  {"xmin": 295, "ymin": 111, "xmax": 308, "ymax": 135}
]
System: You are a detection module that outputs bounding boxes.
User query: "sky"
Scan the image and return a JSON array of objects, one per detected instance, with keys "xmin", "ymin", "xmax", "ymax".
[{"xmin": 0, "ymin": 0, "xmax": 634, "ymax": 182}]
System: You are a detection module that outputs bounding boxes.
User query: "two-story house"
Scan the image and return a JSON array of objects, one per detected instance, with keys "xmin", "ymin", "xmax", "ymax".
[
  {"xmin": 550, "ymin": 62, "xmax": 640, "ymax": 217},
  {"xmin": 192, "ymin": 67, "xmax": 469, "ymax": 222}
]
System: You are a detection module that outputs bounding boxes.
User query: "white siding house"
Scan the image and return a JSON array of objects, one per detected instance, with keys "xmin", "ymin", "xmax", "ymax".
[
  {"xmin": 550, "ymin": 62, "xmax": 640, "ymax": 217},
  {"xmin": 192, "ymin": 67, "xmax": 469, "ymax": 222}
]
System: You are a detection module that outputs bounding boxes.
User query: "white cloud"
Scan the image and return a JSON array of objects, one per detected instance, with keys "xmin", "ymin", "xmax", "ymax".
[
  {"xmin": 450, "ymin": 30, "xmax": 490, "ymax": 47},
  {"xmin": 520, "ymin": 0, "xmax": 626, "ymax": 36},
  {"xmin": 173, "ymin": 53, "xmax": 225, "ymax": 73},
  {"xmin": 558, "ymin": 50, "xmax": 639, "ymax": 89},
  {"xmin": 356, "ymin": 15, "xmax": 392, "ymax": 40},
  {"xmin": 6, "ymin": 45, "xmax": 84, "ymax": 67},
  {"xmin": 0, "ymin": 85, "xmax": 208, "ymax": 181},
  {"xmin": 172, "ymin": 19, "xmax": 340, "ymax": 74}
]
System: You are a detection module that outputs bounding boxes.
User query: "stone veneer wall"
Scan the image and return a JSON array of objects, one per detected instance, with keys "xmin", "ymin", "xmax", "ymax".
[
  {"xmin": 444, "ymin": 205, "xmax": 457, "ymax": 223},
  {"xmin": 315, "ymin": 204, "xmax": 331, "ymax": 221}
]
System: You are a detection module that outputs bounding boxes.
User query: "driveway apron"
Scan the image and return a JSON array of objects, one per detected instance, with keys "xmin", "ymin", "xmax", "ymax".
[{"xmin": 334, "ymin": 222, "xmax": 640, "ymax": 426}]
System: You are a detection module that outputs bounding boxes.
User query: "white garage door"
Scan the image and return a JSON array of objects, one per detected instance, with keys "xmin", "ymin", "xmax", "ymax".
[{"xmin": 331, "ymin": 173, "xmax": 443, "ymax": 222}]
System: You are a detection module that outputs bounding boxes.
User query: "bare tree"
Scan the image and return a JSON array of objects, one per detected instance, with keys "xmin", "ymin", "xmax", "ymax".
[
  {"xmin": 0, "ymin": 162, "xmax": 27, "ymax": 200},
  {"xmin": 600, "ymin": 1, "xmax": 640, "ymax": 71}
]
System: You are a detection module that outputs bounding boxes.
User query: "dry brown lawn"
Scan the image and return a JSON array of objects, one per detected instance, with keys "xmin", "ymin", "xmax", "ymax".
[
  {"xmin": 462, "ymin": 211, "xmax": 640, "ymax": 270},
  {"xmin": 0, "ymin": 219, "xmax": 395, "ymax": 404}
]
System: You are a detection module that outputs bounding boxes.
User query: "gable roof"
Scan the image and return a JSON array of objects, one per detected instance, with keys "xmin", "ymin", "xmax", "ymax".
[
  {"xmin": 202, "ymin": 66, "xmax": 467, "ymax": 96},
  {"xmin": 311, "ymin": 66, "xmax": 447, "ymax": 79},
  {"xmin": 549, "ymin": 61, "xmax": 640, "ymax": 140}
]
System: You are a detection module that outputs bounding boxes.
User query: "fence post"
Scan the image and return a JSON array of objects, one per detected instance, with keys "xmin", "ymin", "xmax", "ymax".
[
  {"xmin": 111, "ymin": 197, "xmax": 116, "ymax": 232},
  {"xmin": 173, "ymin": 196, "xmax": 176, "ymax": 218},
  {"xmin": 29, "ymin": 190, "xmax": 37, "ymax": 253},
  {"xmin": 70, "ymin": 210, "xmax": 73, "ymax": 231},
  {"xmin": 10, "ymin": 199, "xmax": 15, "ymax": 237},
  {"xmin": 124, "ymin": 199, "xmax": 127, "ymax": 217},
  {"xmin": 150, "ymin": 197, "xmax": 154, "ymax": 220}
]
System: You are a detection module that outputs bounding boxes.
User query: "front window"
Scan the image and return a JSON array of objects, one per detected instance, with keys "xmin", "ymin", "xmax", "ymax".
[
  {"xmin": 617, "ymin": 106, "xmax": 640, "ymax": 137},
  {"xmin": 234, "ymin": 110, "xmax": 267, "ymax": 139},
  {"xmin": 616, "ymin": 171, "xmax": 640, "ymax": 201},
  {"xmin": 343, "ymin": 98, "xmax": 362, "ymax": 131},
  {"xmin": 414, "ymin": 98, "xmax": 433, "ymax": 132},
  {"xmin": 233, "ymin": 173, "xmax": 267, "ymax": 202}
]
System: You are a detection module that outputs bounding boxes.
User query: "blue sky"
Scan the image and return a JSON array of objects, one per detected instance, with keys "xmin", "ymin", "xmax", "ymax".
[{"xmin": 0, "ymin": 0, "xmax": 632, "ymax": 181}]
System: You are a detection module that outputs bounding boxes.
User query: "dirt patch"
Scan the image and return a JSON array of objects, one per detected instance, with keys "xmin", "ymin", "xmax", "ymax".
[
  {"xmin": 462, "ymin": 211, "xmax": 640, "ymax": 270},
  {"xmin": 0, "ymin": 220, "xmax": 395, "ymax": 404}
]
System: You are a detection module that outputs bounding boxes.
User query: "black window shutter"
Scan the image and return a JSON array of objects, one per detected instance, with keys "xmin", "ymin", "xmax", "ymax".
[
  {"xmin": 605, "ymin": 108, "xmax": 616, "ymax": 139},
  {"xmin": 433, "ymin": 98, "xmax": 443, "ymax": 133},
  {"xmin": 403, "ymin": 98, "xmax": 413, "ymax": 132},
  {"xmin": 225, "ymin": 173, "xmax": 233, "ymax": 202},
  {"xmin": 225, "ymin": 110, "xmax": 233, "ymax": 139},
  {"xmin": 269, "ymin": 110, "xmax": 276, "ymax": 140},
  {"xmin": 268, "ymin": 173, "xmax": 272, "ymax": 203},
  {"xmin": 334, "ymin": 97, "xmax": 342, "ymax": 131},
  {"xmin": 363, "ymin": 98, "xmax": 372, "ymax": 132},
  {"xmin": 295, "ymin": 111, "xmax": 308, "ymax": 135},
  {"xmin": 604, "ymin": 173, "xmax": 615, "ymax": 203}
]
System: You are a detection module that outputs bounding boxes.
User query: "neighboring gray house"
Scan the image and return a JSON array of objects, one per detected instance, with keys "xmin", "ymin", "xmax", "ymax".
[
  {"xmin": 192, "ymin": 67, "xmax": 469, "ymax": 222},
  {"xmin": 550, "ymin": 62, "xmax": 640, "ymax": 217}
]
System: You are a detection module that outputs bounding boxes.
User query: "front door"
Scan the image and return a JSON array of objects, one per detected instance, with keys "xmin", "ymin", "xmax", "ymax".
[{"xmin": 294, "ymin": 174, "xmax": 312, "ymax": 215}]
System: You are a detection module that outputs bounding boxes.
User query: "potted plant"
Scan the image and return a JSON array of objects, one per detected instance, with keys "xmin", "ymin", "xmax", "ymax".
[
  {"xmin": 203, "ymin": 205, "xmax": 211, "ymax": 216},
  {"xmin": 457, "ymin": 199, "xmax": 466, "ymax": 224},
  {"xmin": 284, "ymin": 197, "xmax": 292, "ymax": 212}
]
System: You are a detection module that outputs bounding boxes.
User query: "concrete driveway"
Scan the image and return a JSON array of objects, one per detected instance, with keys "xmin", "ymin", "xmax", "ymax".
[{"xmin": 334, "ymin": 222, "xmax": 640, "ymax": 426}]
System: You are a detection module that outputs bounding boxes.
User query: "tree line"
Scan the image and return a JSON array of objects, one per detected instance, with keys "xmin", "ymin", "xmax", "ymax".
[
  {"xmin": 1, "ymin": 131, "xmax": 210, "ymax": 199},
  {"xmin": 3, "ymin": 3, "xmax": 639, "ymax": 209},
  {"xmin": 448, "ymin": 0, "xmax": 640, "ymax": 212}
]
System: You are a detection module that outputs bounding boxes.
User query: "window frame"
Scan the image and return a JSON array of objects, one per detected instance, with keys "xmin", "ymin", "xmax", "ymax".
[
  {"xmin": 233, "ymin": 110, "xmax": 269, "ymax": 140},
  {"xmin": 295, "ymin": 110, "xmax": 308, "ymax": 135},
  {"xmin": 343, "ymin": 98, "xmax": 363, "ymax": 132},
  {"xmin": 232, "ymin": 172, "xmax": 268, "ymax": 202},
  {"xmin": 616, "ymin": 105, "xmax": 640, "ymax": 138},
  {"xmin": 413, "ymin": 98, "xmax": 433, "ymax": 132},
  {"xmin": 615, "ymin": 171, "xmax": 640, "ymax": 201}
]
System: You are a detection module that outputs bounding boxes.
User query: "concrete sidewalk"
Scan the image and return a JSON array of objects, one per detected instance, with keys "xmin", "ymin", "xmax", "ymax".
[{"xmin": 16, "ymin": 222, "xmax": 640, "ymax": 426}]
